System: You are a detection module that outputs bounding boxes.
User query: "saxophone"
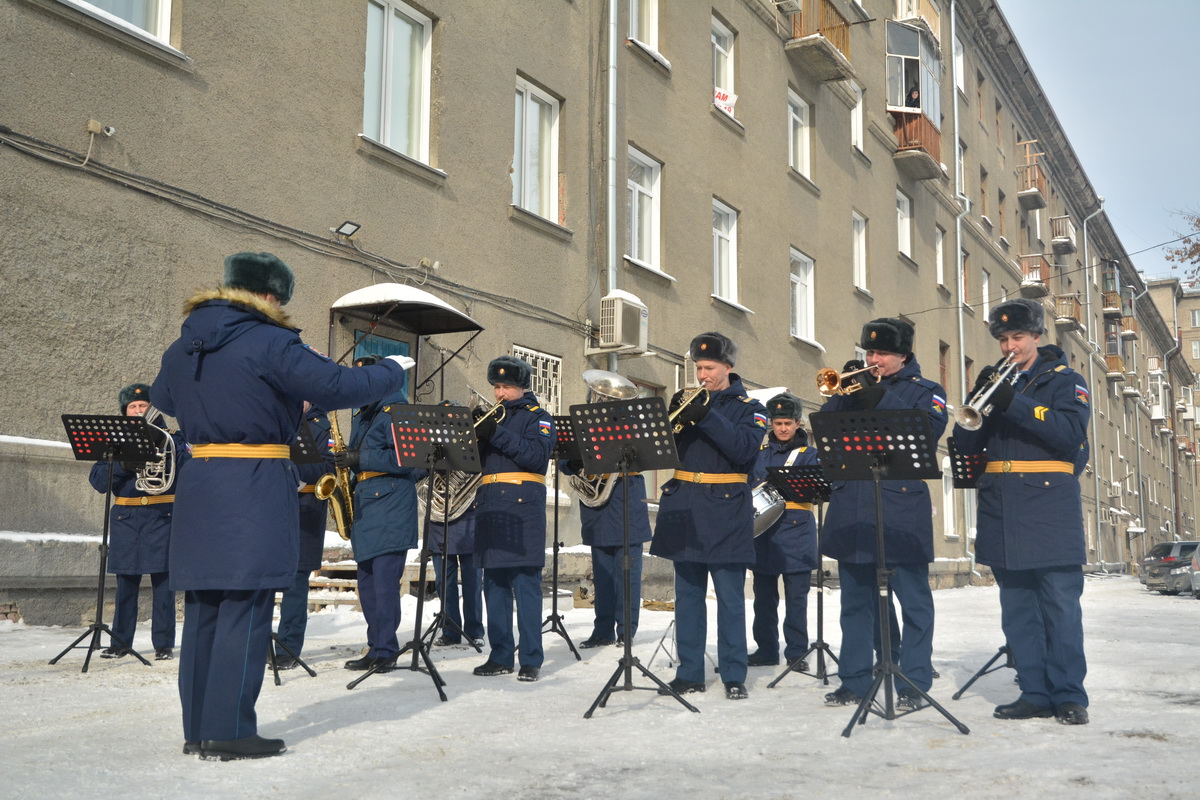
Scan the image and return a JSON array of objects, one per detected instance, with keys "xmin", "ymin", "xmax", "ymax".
[{"xmin": 314, "ymin": 411, "xmax": 354, "ymax": 540}]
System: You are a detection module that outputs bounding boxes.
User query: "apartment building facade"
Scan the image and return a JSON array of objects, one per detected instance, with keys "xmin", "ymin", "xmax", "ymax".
[{"xmin": 1, "ymin": 0, "xmax": 1191, "ymax": 570}]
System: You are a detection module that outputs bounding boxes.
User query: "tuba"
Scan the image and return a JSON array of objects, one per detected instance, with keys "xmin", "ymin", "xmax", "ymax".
[
  {"xmin": 134, "ymin": 405, "xmax": 176, "ymax": 495},
  {"xmin": 419, "ymin": 390, "xmax": 503, "ymax": 523},
  {"xmin": 314, "ymin": 411, "xmax": 354, "ymax": 540},
  {"xmin": 568, "ymin": 370, "xmax": 640, "ymax": 507}
]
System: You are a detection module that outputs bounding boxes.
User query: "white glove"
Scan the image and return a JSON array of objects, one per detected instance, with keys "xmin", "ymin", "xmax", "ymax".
[{"xmin": 385, "ymin": 355, "xmax": 416, "ymax": 371}]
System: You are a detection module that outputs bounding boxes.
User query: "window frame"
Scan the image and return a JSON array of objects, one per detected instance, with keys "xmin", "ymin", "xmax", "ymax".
[
  {"xmin": 790, "ymin": 248, "xmax": 816, "ymax": 343},
  {"xmin": 712, "ymin": 198, "xmax": 739, "ymax": 304},
  {"xmin": 849, "ymin": 80, "xmax": 864, "ymax": 151},
  {"xmin": 852, "ymin": 211, "xmax": 869, "ymax": 291},
  {"xmin": 896, "ymin": 189, "xmax": 913, "ymax": 258},
  {"xmin": 630, "ymin": 0, "xmax": 659, "ymax": 51},
  {"xmin": 711, "ymin": 16, "xmax": 736, "ymax": 114},
  {"xmin": 362, "ymin": 0, "xmax": 433, "ymax": 163},
  {"xmin": 935, "ymin": 224, "xmax": 946, "ymax": 286},
  {"xmin": 1190, "ymin": 309, "xmax": 1200, "ymax": 328},
  {"xmin": 788, "ymin": 90, "xmax": 812, "ymax": 178},
  {"xmin": 626, "ymin": 146, "xmax": 662, "ymax": 271},
  {"xmin": 70, "ymin": 0, "xmax": 172, "ymax": 42},
  {"xmin": 511, "ymin": 77, "xmax": 562, "ymax": 221}
]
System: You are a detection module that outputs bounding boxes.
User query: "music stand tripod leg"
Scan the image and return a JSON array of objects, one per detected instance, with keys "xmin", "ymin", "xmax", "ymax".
[
  {"xmin": 542, "ymin": 455, "xmax": 580, "ymax": 659},
  {"xmin": 952, "ymin": 645, "xmax": 1011, "ymax": 700}
]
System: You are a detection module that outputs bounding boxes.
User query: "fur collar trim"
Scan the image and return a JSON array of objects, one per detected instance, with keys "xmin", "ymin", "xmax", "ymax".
[{"xmin": 183, "ymin": 286, "xmax": 293, "ymax": 328}]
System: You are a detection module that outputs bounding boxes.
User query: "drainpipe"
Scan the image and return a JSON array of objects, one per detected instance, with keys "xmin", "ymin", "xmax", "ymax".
[
  {"xmin": 605, "ymin": 0, "xmax": 620, "ymax": 374},
  {"xmin": 1165, "ymin": 288, "xmax": 1181, "ymax": 541},
  {"xmin": 1128, "ymin": 284, "xmax": 1151, "ymax": 563},
  {"xmin": 949, "ymin": 0, "xmax": 975, "ymax": 574},
  {"xmin": 1082, "ymin": 200, "xmax": 1104, "ymax": 567}
]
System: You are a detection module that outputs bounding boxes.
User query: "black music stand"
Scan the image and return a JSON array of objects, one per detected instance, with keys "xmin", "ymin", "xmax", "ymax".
[
  {"xmin": 571, "ymin": 397, "xmax": 696, "ymax": 717},
  {"xmin": 544, "ymin": 417, "xmax": 583, "ymax": 660},
  {"xmin": 810, "ymin": 410, "xmax": 969, "ymax": 737},
  {"xmin": 763, "ymin": 464, "xmax": 837, "ymax": 688},
  {"xmin": 51, "ymin": 415, "xmax": 158, "ymax": 671},
  {"xmin": 346, "ymin": 404, "xmax": 478, "ymax": 695},
  {"xmin": 265, "ymin": 422, "xmax": 328, "ymax": 683},
  {"xmin": 944, "ymin": 436, "xmax": 1014, "ymax": 699}
]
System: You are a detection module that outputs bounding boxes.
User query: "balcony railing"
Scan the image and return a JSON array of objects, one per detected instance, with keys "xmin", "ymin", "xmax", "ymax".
[
  {"xmin": 1017, "ymin": 162, "xmax": 1047, "ymax": 210},
  {"xmin": 791, "ymin": 0, "xmax": 851, "ymax": 61},
  {"xmin": 1105, "ymin": 353, "xmax": 1126, "ymax": 379},
  {"xmin": 1102, "ymin": 290, "xmax": 1122, "ymax": 317},
  {"xmin": 896, "ymin": 0, "xmax": 941, "ymax": 43},
  {"xmin": 1054, "ymin": 294, "xmax": 1084, "ymax": 330},
  {"xmin": 1120, "ymin": 316, "xmax": 1139, "ymax": 339},
  {"xmin": 1050, "ymin": 215, "xmax": 1077, "ymax": 254}
]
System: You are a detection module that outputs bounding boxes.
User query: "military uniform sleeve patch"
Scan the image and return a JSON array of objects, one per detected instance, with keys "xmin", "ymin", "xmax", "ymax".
[
  {"xmin": 302, "ymin": 343, "xmax": 331, "ymax": 361},
  {"xmin": 1033, "ymin": 406, "xmax": 1049, "ymax": 421},
  {"xmin": 537, "ymin": 420, "xmax": 552, "ymax": 437},
  {"xmin": 1075, "ymin": 385, "xmax": 1089, "ymax": 405},
  {"xmin": 932, "ymin": 395, "xmax": 947, "ymax": 415},
  {"xmin": 753, "ymin": 412, "xmax": 768, "ymax": 428}
]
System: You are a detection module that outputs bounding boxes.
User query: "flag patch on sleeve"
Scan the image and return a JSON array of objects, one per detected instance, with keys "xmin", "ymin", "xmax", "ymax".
[
  {"xmin": 753, "ymin": 412, "xmax": 768, "ymax": 428},
  {"xmin": 302, "ymin": 343, "xmax": 331, "ymax": 361},
  {"xmin": 538, "ymin": 420, "xmax": 552, "ymax": 437},
  {"xmin": 1075, "ymin": 385, "xmax": 1089, "ymax": 405},
  {"xmin": 932, "ymin": 395, "xmax": 946, "ymax": 415}
]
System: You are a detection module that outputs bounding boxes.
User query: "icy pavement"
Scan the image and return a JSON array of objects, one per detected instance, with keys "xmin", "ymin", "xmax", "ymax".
[{"xmin": 1, "ymin": 574, "xmax": 1196, "ymax": 799}]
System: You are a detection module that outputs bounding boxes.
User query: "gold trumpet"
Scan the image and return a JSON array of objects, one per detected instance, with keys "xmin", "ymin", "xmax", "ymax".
[
  {"xmin": 669, "ymin": 385, "xmax": 710, "ymax": 434},
  {"xmin": 473, "ymin": 398, "xmax": 507, "ymax": 429},
  {"xmin": 314, "ymin": 412, "xmax": 354, "ymax": 541},
  {"xmin": 815, "ymin": 364, "xmax": 880, "ymax": 396}
]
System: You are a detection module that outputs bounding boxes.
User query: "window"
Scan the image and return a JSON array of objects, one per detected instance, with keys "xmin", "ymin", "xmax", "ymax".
[
  {"xmin": 510, "ymin": 345, "xmax": 562, "ymax": 415},
  {"xmin": 852, "ymin": 211, "xmax": 868, "ymax": 290},
  {"xmin": 956, "ymin": 140, "xmax": 967, "ymax": 195},
  {"xmin": 961, "ymin": 248, "xmax": 970, "ymax": 308},
  {"xmin": 630, "ymin": 0, "xmax": 658, "ymax": 50},
  {"xmin": 1191, "ymin": 309, "xmax": 1200, "ymax": 327},
  {"xmin": 885, "ymin": 21, "xmax": 941, "ymax": 127},
  {"xmin": 626, "ymin": 147, "xmax": 661, "ymax": 269},
  {"xmin": 849, "ymin": 80, "xmax": 864, "ymax": 150},
  {"xmin": 995, "ymin": 101, "xmax": 1003, "ymax": 146},
  {"xmin": 711, "ymin": 16, "xmax": 736, "ymax": 114},
  {"xmin": 982, "ymin": 269, "xmax": 991, "ymax": 318},
  {"xmin": 512, "ymin": 78, "xmax": 560, "ymax": 220},
  {"xmin": 788, "ymin": 91, "xmax": 811, "ymax": 178},
  {"xmin": 979, "ymin": 168, "xmax": 988, "ymax": 216},
  {"xmin": 896, "ymin": 190, "xmax": 913, "ymax": 257},
  {"xmin": 935, "ymin": 225, "xmax": 945, "ymax": 285},
  {"xmin": 77, "ymin": 0, "xmax": 171, "ymax": 40},
  {"xmin": 998, "ymin": 191, "xmax": 1007, "ymax": 238},
  {"xmin": 364, "ymin": 0, "xmax": 433, "ymax": 162},
  {"xmin": 939, "ymin": 341, "xmax": 950, "ymax": 390},
  {"xmin": 976, "ymin": 73, "xmax": 984, "ymax": 123},
  {"xmin": 953, "ymin": 34, "xmax": 965, "ymax": 92},
  {"xmin": 1192, "ymin": 341, "xmax": 1200, "ymax": 360},
  {"xmin": 712, "ymin": 199, "xmax": 739, "ymax": 302},
  {"xmin": 790, "ymin": 249, "xmax": 815, "ymax": 341}
]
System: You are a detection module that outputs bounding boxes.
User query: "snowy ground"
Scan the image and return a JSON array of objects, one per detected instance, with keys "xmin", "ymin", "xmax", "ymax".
[{"xmin": 2, "ymin": 574, "xmax": 1197, "ymax": 799}]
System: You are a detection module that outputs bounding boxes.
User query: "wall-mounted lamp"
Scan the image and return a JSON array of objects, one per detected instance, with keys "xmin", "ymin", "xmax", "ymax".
[{"xmin": 333, "ymin": 220, "xmax": 361, "ymax": 238}]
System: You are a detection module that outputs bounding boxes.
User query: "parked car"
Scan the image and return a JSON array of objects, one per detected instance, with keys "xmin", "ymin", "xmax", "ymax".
[
  {"xmin": 1191, "ymin": 548, "xmax": 1200, "ymax": 599},
  {"xmin": 1141, "ymin": 541, "xmax": 1200, "ymax": 595}
]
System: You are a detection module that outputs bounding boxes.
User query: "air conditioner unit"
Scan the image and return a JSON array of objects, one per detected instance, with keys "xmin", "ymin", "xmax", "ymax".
[{"xmin": 595, "ymin": 290, "xmax": 648, "ymax": 354}]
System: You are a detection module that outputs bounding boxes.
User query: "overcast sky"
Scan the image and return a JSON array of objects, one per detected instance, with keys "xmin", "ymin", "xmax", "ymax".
[{"xmin": 997, "ymin": 0, "xmax": 1200, "ymax": 280}]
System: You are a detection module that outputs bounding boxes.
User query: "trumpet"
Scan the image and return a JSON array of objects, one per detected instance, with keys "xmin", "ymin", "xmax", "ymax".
[
  {"xmin": 815, "ymin": 364, "xmax": 880, "ymax": 396},
  {"xmin": 473, "ymin": 398, "xmax": 506, "ymax": 429},
  {"xmin": 669, "ymin": 385, "xmax": 710, "ymax": 434},
  {"xmin": 955, "ymin": 353, "xmax": 1019, "ymax": 430}
]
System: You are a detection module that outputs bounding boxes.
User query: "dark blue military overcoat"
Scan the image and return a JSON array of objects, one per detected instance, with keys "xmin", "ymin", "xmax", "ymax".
[
  {"xmin": 150, "ymin": 289, "xmax": 408, "ymax": 591},
  {"xmin": 295, "ymin": 409, "xmax": 332, "ymax": 572},
  {"xmin": 953, "ymin": 345, "xmax": 1090, "ymax": 570},
  {"xmin": 818, "ymin": 357, "xmax": 948, "ymax": 565},
  {"xmin": 650, "ymin": 375, "xmax": 767, "ymax": 565},
  {"xmin": 472, "ymin": 392, "xmax": 554, "ymax": 569},
  {"xmin": 348, "ymin": 387, "xmax": 420, "ymax": 563},
  {"xmin": 751, "ymin": 429, "xmax": 819, "ymax": 575},
  {"xmin": 559, "ymin": 461, "xmax": 653, "ymax": 548}
]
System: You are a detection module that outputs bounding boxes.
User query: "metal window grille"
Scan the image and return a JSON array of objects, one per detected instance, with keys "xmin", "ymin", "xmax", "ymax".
[{"xmin": 511, "ymin": 345, "xmax": 562, "ymax": 414}]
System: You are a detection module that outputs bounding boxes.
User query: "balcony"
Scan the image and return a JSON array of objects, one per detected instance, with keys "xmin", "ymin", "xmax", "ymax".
[
  {"xmin": 1054, "ymin": 294, "xmax": 1084, "ymax": 333},
  {"xmin": 784, "ymin": 0, "xmax": 855, "ymax": 82},
  {"xmin": 1050, "ymin": 215, "xmax": 1077, "ymax": 254},
  {"xmin": 895, "ymin": 0, "xmax": 941, "ymax": 44},
  {"xmin": 889, "ymin": 110, "xmax": 942, "ymax": 181},
  {"xmin": 1105, "ymin": 354, "xmax": 1126, "ymax": 381},
  {"xmin": 1102, "ymin": 290, "xmax": 1123, "ymax": 318},
  {"xmin": 1019, "ymin": 254, "xmax": 1051, "ymax": 298},
  {"xmin": 1017, "ymin": 162, "xmax": 1047, "ymax": 210},
  {"xmin": 1120, "ymin": 316, "xmax": 1139, "ymax": 340},
  {"xmin": 1122, "ymin": 381, "xmax": 1142, "ymax": 399}
]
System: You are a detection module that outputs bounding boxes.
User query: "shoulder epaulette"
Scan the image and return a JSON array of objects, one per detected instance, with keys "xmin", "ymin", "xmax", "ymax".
[
  {"xmin": 527, "ymin": 403, "xmax": 542, "ymax": 412},
  {"xmin": 739, "ymin": 396, "xmax": 754, "ymax": 403},
  {"xmin": 1054, "ymin": 365, "xmax": 1067, "ymax": 372},
  {"xmin": 759, "ymin": 441, "xmax": 769, "ymax": 450},
  {"xmin": 383, "ymin": 406, "xmax": 391, "ymax": 413}
]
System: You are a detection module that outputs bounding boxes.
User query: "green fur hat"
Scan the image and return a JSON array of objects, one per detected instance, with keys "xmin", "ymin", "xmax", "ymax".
[
  {"xmin": 118, "ymin": 383, "xmax": 151, "ymax": 415},
  {"xmin": 487, "ymin": 356, "xmax": 532, "ymax": 389},
  {"xmin": 767, "ymin": 392, "xmax": 804, "ymax": 420},
  {"xmin": 223, "ymin": 252, "xmax": 295, "ymax": 305}
]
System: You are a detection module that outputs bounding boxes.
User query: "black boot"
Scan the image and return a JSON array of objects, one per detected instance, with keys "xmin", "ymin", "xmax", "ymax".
[
  {"xmin": 344, "ymin": 654, "xmax": 374, "ymax": 670},
  {"xmin": 724, "ymin": 681, "xmax": 749, "ymax": 699},
  {"xmin": 199, "ymin": 735, "xmax": 286, "ymax": 761},
  {"xmin": 473, "ymin": 660, "xmax": 514, "ymax": 676},
  {"xmin": 1055, "ymin": 702, "xmax": 1089, "ymax": 725},
  {"xmin": 154, "ymin": 647, "xmax": 174, "ymax": 661},
  {"xmin": 993, "ymin": 699, "xmax": 1054, "ymax": 720},
  {"xmin": 747, "ymin": 650, "xmax": 779, "ymax": 667},
  {"xmin": 658, "ymin": 677, "xmax": 705, "ymax": 695},
  {"xmin": 579, "ymin": 635, "xmax": 617, "ymax": 649}
]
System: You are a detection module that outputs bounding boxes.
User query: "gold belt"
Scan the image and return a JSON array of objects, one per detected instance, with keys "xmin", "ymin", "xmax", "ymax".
[
  {"xmin": 673, "ymin": 470, "xmax": 748, "ymax": 484},
  {"xmin": 785, "ymin": 502, "xmax": 812, "ymax": 511},
  {"xmin": 358, "ymin": 471, "xmax": 389, "ymax": 481},
  {"xmin": 114, "ymin": 495, "xmax": 175, "ymax": 506},
  {"xmin": 984, "ymin": 460, "xmax": 1073, "ymax": 474},
  {"xmin": 481, "ymin": 472, "xmax": 546, "ymax": 485},
  {"xmin": 192, "ymin": 444, "xmax": 291, "ymax": 459}
]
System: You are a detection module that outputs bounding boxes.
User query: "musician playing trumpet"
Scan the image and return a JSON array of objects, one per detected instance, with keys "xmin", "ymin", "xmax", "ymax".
[
  {"xmin": 819, "ymin": 318, "xmax": 947, "ymax": 711},
  {"xmin": 953, "ymin": 298, "xmax": 1091, "ymax": 725},
  {"xmin": 560, "ymin": 372, "xmax": 653, "ymax": 649},
  {"xmin": 650, "ymin": 332, "xmax": 767, "ymax": 700},
  {"xmin": 747, "ymin": 393, "xmax": 819, "ymax": 670},
  {"xmin": 88, "ymin": 383, "xmax": 188, "ymax": 660}
]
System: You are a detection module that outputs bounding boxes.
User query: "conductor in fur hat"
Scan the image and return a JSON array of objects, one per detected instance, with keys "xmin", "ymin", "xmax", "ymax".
[
  {"xmin": 151, "ymin": 252, "xmax": 411, "ymax": 760},
  {"xmin": 87, "ymin": 383, "xmax": 189, "ymax": 661},
  {"xmin": 650, "ymin": 332, "xmax": 767, "ymax": 700},
  {"xmin": 470, "ymin": 355, "xmax": 555, "ymax": 682},
  {"xmin": 953, "ymin": 298, "xmax": 1091, "ymax": 725},
  {"xmin": 818, "ymin": 318, "xmax": 948, "ymax": 711},
  {"xmin": 747, "ymin": 393, "xmax": 820, "ymax": 670}
]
